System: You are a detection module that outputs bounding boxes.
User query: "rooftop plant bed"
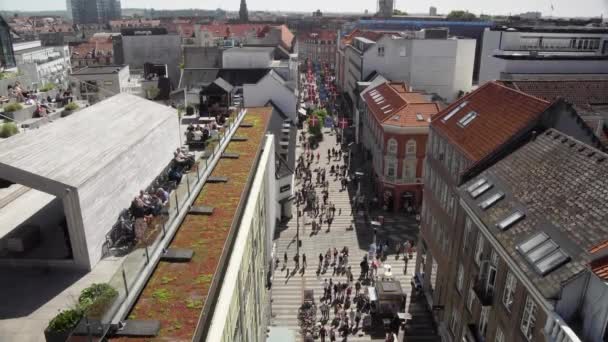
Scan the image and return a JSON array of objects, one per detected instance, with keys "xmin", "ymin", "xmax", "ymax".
[{"xmin": 116, "ymin": 108, "xmax": 271, "ymax": 341}]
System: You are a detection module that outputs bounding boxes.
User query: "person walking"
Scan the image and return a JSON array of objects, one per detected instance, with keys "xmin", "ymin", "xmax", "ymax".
[
  {"xmin": 303, "ymin": 253, "xmax": 307, "ymax": 268},
  {"xmin": 283, "ymin": 252, "xmax": 288, "ymax": 268},
  {"xmin": 320, "ymin": 324, "xmax": 327, "ymax": 342}
]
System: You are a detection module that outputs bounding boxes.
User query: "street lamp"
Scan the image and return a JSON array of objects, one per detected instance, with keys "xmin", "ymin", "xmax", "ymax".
[{"xmin": 347, "ymin": 142, "xmax": 354, "ymax": 173}]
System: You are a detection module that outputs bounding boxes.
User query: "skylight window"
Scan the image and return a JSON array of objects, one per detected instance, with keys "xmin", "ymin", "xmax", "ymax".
[
  {"xmin": 470, "ymin": 182, "xmax": 492, "ymax": 198},
  {"xmin": 517, "ymin": 232, "xmax": 570, "ymax": 276},
  {"xmin": 392, "ymin": 115, "xmax": 401, "ymax": 120},
  {"xmin": 467, "ymin": 178, "xmax": 487, "ymax": 193},
  {"xmin": 458, "ymin": 111, "xmax": 478, "ymax": 127},
  {"xmin": 497, "ymin": 211, "xmax": 525, "ymax": 230},
  {"xmin": 416, "ymin": 113, "xmax": 424, "ymax": 121},
  {"xmin": 381, "ymin": 104, "xmax": 391, "ymax": 110},
  {"xmin": 441, "ymin": 101, "xmax": 468, "ymax": 122},
  {"xmin": 479, "ymin": 192, "xmax": 504, "ymax": 210}
]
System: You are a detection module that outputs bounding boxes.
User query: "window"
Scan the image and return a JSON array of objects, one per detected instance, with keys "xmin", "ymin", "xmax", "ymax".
[
  {"xmin": 479, "ymin": 192, "xmax": 505, "ymax": 210},
  {"xmin": 479, "ymin": 307, "xmax": 490, "ymax": 337},
  {"xmin": 386, "ymin": 159, "xmax": 396, "ymax": 178},
  {"xmin": 470, "ymin": 182, "xmax": 493, "ymax": 199},
  {"xmin": 458, "ymin": 111, "xmax": 478, "ymax": 127},
  {"xmin": 456, "ymin": 264, "xmax": 464, "ymax": 293},
  {"xmin": 495, "ymin": 327, "xmax": 505, "ymax": 342},
  {"xmin": 502, "ymin": 271, "xmax": 517, "ymax": 312},
  {"xmin": 521, "ymin": 296, "xmax": 537, "ymax": 340},
  {"xmin": 467, "ymin": 284, "xmax": 475, "ymax": 312},
  {"xmin": 474, "ymin": 233, "xmax": 484, "ymax": 266},
  {"xmin": 377, "ymin": 46, "xmax": 385, "ymax": 57},
  {"xmin": 497, "ymin": 211, "xmax": 525, "ymax": 230},
  {"xmin": 406, "ymin": 139, "xmax": 416, "ymax": 155},
  {"xmin": 516, "ymin": 232, "xmax": 571, "ymax": 276},
  {"xmin": 403, "ymin": 158, "xmax": 417, "ymax": 182},
  {"xmin": 442, "ymin": 101, "xmax": 468, "ymax": 122},
  {"xmin": 387, "ymin": 138, "xmax": 398, "ymax": 155},
  {"xmin": 450, "ymin": 307, "xmax": 460, "ymax": 336},
  {"xmin": 463, "ymin": 217, "xmax": 472, "ymax": 251}
]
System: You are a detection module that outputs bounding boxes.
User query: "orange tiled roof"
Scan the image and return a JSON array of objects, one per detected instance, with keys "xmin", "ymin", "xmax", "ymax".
[
  {"xmin": 590, "ymin": 240, "xmax": 608, "ymax": 254},
  {"xmin": 590, "ymin": 256, "xmax": 608, "ymax": 280},
  {"xmin": 431, "ymin": 81, "xmax": 551, "ymax": 162},
  {"xmin": 363, "ymin": 82, "xmax": 439, "ymax": 128}
]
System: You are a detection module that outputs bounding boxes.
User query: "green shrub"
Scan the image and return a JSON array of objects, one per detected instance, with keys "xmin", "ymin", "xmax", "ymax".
[
  {"xmin": 0, "ymin": 122, "xmax": 19, "ymax": 138},
  {"xmin": 78, "ymin": 283, "xmax": 118, "ymax": 319},
  {"xmin": 39, "ymin": 83, "xmax": 55, "ymax": 92},
  {"xmin": 3, "ymin": 103, "xmax": 23, "ymax": 113},
  {"xmin": 64, "ymin": 102, "xmax": 79, "ymax": 111},
  {"xmin": 47, "ymin": 308, "xmax": 82, "ymax": 332}
]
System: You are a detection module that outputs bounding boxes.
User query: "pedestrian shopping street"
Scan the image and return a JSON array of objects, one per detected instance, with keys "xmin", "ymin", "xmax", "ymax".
[{"xmin": 270, "ymin": 125, "xmax": 439, "ymax": 341}]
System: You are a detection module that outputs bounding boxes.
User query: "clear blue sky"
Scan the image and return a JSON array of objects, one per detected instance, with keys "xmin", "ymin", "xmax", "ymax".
[{"xmin": 0, "ymin": 0, "xmax": 606, "ymax": 18}]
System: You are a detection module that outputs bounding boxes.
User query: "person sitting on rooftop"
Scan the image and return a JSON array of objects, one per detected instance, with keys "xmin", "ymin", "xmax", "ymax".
[
  {"xmin": 156, "ymin": 188, "xmax": 169, "ymax": 206},
  {"xmin": 193, "ymin": 128, "xmax": 203, "ymax": 141}
]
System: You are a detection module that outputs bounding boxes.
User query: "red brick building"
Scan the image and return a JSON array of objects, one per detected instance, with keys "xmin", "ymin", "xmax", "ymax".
[
  {"xmin": 360, "ymin": 81, "xmax": 440, "ymax": 213},
  {"xmin": 296, "ymin": 30, "xmax": 337, "ymax": 67}
]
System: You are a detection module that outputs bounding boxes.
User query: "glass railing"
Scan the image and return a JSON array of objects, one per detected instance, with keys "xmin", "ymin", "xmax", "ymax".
[{"xmin": 64, "ymin": 109, "xmax": 243, "ymax": 341}]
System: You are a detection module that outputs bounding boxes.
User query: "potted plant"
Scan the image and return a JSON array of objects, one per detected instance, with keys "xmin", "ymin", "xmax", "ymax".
[
  {"xmin": 45, "ymin": 308, "xmax": 82, "ymax": 342},
  {"xmin": 2, "ymin": 103, "xmax": 24, "ymax": 113},
  {"xmin": 78, "ymin": 283, "xmax": 118, "ymax": 319},
  {"xmin": 0, "ymin": 122, "xmax": 19, "ymax": 138},
  {"xmin": 62, "ymin": 102, "xmax": 79, "ymax": 117}
]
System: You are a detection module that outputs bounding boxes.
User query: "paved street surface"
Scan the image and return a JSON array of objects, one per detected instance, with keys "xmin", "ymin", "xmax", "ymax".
[{"xmin": 270, "ymin": 127, "xmax": 438, "ymax": 341}]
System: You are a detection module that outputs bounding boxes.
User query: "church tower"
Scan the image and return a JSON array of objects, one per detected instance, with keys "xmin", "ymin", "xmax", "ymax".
[{"xmin": 239, "ymin": 0, "xmax": 249, "ymax": 22}]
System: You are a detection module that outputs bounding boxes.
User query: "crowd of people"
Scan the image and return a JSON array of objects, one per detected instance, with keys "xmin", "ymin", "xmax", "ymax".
[
  {"xmin": 185, "ymin": 123, "xmax": 220, "ymax": 145},
  {"xmin": 2, "ymin": 81, "xmax": 75, "ymax": 122}
]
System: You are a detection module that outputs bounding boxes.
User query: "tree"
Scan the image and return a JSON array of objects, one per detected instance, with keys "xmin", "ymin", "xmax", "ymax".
[
  {"xmin": 447, "ymin": 10, "xmax": 477, "ymax": 21},
  {"xmin": 393, "ymin": 9, "xmax": 407, "ymax": 15}
]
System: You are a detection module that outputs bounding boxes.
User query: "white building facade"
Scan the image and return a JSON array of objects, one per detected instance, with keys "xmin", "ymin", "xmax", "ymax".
[
  {"xmin": 206, "ymin": 134, "xmax": 277, "ymax": 342},
  {"xmin": 341, "ymin": 30, "xmax": 475, "ymax": 109},
  {"xmin": 479, "ymin": 27, "xmax": 608, "ymax": 84},
  {"xmin": 70, "ymin": 65, "xmax": 134, "ymax": 103},
  {"xmin": 13, "ymin": 41, "xmax": 72, "ymax": 89}
]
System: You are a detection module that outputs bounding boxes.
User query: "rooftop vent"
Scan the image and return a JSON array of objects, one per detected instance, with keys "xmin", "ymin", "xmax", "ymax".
[{"xmin": 516, "ymin": 232, "xmax": 570, "ymax": 276}]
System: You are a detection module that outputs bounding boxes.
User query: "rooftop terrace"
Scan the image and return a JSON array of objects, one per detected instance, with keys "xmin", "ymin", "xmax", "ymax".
[{"xmin": 114, "ymin": 107, "xmax": 272, "ymax": 340}]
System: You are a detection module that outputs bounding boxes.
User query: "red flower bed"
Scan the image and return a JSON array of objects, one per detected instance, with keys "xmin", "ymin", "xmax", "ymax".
[{"xmin": 114, "ymin": 108, "xmax": 271, "ymax": 341}]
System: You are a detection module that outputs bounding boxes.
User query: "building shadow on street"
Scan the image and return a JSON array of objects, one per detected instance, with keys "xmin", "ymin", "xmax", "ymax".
[{"xmin": 0, "ymin": 266, "xmax": 86, "ymax": 319}]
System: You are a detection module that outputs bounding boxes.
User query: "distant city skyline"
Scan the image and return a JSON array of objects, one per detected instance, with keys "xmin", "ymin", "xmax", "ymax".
[{"xmin": 0, "ymin": 0, "xmax": 606, "ymax": 18}]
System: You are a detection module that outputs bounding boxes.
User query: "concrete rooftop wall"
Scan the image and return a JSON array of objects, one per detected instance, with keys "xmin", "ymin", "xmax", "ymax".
[{"xmin": 78, "ymin": 112, "xmax": 180, "ymax": 269}]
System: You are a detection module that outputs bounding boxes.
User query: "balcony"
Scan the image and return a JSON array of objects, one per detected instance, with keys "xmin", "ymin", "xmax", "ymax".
[
  {"xmin": 544, "ymin": 314, "xmax": 582, "ymax": 342},
  {"xmin": 472, "ymin": 280, "xmax": 493, "ymax": 307}
]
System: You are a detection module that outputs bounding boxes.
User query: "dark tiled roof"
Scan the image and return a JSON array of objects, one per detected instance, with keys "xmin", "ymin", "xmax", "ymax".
[
  {"xmin": 459, "ymin": 129, "xmax": 608, "ymax": 299},
  {"xmin": 217, "ymin": 69, "xmax": 269, "ymax": 87},
  {"xmin": 501, "ymin": 80, "xmax": 608, "ymax": 109},
  {"xmin": 179, "ymin": 69, "xmax": 219, "ymax": 89},
  {"xmin": 432, "ymin": 81, "xmax": 551, "ymax": 163},
  {"xmin": 501, "ymin": 80, "xmax": 608, "ymax": 144}
]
